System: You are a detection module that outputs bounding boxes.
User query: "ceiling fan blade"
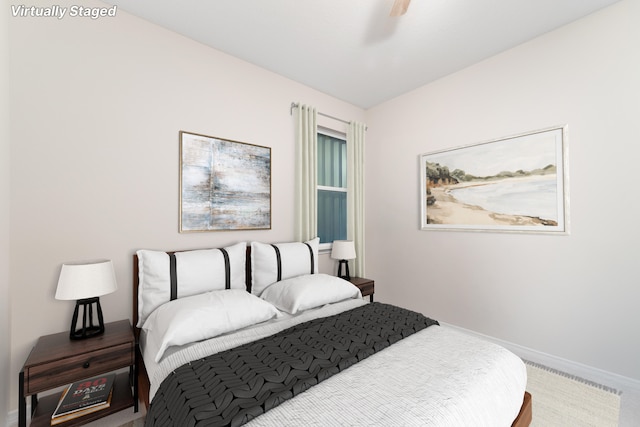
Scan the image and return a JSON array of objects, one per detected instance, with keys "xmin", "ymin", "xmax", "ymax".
[{"xmin": 390, "ymin": 0, "xmax": 411, "ymax": 16}]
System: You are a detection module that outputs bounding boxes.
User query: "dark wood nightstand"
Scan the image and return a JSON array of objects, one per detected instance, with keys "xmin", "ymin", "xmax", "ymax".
[
  {"xmin": 349, "ymin": 277, "xmax": 375, "ymax": 302},
  {"xmin": 19, "ymin": 319, "xmax": 137, "ymax": 427}
]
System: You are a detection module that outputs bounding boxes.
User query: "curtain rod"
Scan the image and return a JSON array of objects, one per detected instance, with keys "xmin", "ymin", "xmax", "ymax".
[{"xmin": 290, "ymin": 102, "xmax": 367, "ymax": 130}]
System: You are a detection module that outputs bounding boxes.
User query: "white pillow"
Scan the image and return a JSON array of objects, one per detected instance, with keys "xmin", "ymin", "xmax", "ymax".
[
  {"xmin": 251, "ymin": 238, "xmax": 319, "ymax": 296},
  {"xmin": 142, "ymin": 289, "xmax": 279, "ymax": 362},
  {"xmin": 136, "ymin": 242, "xmax": 246, "ymax": 327},
  {"xmin": 260, "ymin": 273, "xmax": 361, "ymax": 314}
]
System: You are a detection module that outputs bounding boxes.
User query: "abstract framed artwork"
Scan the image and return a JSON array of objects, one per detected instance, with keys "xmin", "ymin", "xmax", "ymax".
[
  {"xmin": 420, "ymin": 126, "xmax": 569, "ymax": 234},
  {"xmin": 180, "ymin": 131, "xmax": 271, "ymax": 232}
]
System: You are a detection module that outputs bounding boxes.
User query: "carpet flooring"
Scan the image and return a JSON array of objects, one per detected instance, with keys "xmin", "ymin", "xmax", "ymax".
[{"xmin": 525, "ymin": 360, "xmax": 621, "ymax": 427}]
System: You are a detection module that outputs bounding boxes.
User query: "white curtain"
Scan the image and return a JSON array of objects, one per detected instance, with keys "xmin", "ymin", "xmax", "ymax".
[
  {"xmin": 347, "ymin": 121, "xmax": 366, "ymax": 277},
  {"xmin": 294, "ymin": 104, "xmax": 318, "ymax": 242}
]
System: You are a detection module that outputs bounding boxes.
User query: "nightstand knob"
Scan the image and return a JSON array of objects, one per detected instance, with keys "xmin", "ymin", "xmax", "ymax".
[{"xmin": 83, "ymin": 361, "xmax": 91, "ymax": 369}]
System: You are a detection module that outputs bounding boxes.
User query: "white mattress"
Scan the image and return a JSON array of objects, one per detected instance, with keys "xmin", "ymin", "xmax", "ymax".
[{"xmin": 141, "ymin": 299, "xmax": 527, "ymax": 426}]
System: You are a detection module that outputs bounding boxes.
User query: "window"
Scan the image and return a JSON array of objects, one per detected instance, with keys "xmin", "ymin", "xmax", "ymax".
[{"xmin": 317, "ymin": 130, "xmax": 347, "ymax": 249}]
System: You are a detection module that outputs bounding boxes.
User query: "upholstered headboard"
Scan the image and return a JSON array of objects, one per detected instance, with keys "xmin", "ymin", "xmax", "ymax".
[
  {"xmin": 132, "ymin": 246, "xmax": 253, "ymax": 340},
  {"xmin": 132, "ymin": 238, "xmax": 319, "ymax": 339}
]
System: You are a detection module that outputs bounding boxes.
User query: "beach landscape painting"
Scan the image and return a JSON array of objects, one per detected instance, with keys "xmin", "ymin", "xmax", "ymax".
[
  {"xmin": 420, "ymin": 127, "xmax": 568, "ymax": 233},
  {"xmin": 180, "ymin": 131, "xmax": 271, "ymax": 232}
]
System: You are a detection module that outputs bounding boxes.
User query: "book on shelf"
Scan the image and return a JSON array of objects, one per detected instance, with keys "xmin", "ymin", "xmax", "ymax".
[{"xmin": 51, "ymin": 373, "xmax": 116, "ymax": 424}]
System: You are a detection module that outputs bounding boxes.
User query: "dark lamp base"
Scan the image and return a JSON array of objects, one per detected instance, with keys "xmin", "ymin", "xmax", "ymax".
[
  {"xmin": 337, "ymin": 259, "xmax": 351, "ymax": 281},
  {"xmin": 70, "ymin": 297, "xmax": 105, "ymax": 340}
]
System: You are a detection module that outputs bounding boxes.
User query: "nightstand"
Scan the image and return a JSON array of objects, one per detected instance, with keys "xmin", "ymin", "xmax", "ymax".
[
  {"xmin": 19, "ymin": 319, "xmax": 137, "ymax": 427},
  {"xmin": 349, "ymin": 277, "xmax": 375, "ymax": 302}
]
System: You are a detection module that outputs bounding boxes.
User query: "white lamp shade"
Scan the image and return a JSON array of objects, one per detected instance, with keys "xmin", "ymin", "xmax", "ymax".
[
  {"xmin": 331, "ymin": 240, "xmax": 356, "ymax": 260},
  {"xmin": 55, "ymin": 259, "xmax": 118, "ymax": 300}
]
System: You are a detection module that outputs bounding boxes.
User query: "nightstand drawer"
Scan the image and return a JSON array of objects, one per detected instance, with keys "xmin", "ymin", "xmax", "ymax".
[{"xmin": 25, "ymin": 342, "xmax": 133, "ymax": 394}]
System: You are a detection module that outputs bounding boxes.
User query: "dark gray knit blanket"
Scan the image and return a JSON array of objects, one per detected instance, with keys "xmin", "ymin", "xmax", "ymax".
[{"xmin": 145, "ymin": 302, "xmax": 438, "ymax": 427}]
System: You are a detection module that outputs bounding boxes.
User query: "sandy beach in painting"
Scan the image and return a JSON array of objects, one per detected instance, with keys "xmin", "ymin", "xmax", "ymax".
[{"xmin": 426, "ymin": 177, "xmax": 557, "ymax": 227}]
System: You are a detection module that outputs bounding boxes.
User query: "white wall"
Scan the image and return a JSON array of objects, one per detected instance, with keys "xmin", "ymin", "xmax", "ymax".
[
  {"xmin": 7, "ymin": 0, "xmax": 363, "ymax": 411},
  {"xmin": 366, "ymin": 0, "xmax": 640, "ymax": 381},
  {"xmin": 1, "ymin": 1, "xmax": 11, "ymax": 424}
]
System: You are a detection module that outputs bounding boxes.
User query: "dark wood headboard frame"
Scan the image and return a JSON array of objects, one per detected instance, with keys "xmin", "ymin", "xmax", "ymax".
[{"xmin": 132, "ymin": 246, "xmax": 253, "ymax": 342}]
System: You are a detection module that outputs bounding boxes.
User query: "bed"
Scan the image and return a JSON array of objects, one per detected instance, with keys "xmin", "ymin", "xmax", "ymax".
[{"xmin": 132, "ymin": 239, "xmax": 532, "ymax": 426}]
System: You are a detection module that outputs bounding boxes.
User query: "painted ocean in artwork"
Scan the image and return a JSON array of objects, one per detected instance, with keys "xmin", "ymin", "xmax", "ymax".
[{"xmin": 450, "ymin": 175, "xmax": 558, "ymax": 221}]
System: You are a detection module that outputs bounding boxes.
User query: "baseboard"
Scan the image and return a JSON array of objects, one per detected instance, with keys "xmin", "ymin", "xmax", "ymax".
[
  {"xmin": 441, "ymin": 322, "xmax": 640, "ymax": 394},
  {"xmin": 7, "ymin": 389, "xmax": 59, "ymax": 427},
  {"xmin": 6, "ymin": 408, "xmax": 17, "ymax": 427}
]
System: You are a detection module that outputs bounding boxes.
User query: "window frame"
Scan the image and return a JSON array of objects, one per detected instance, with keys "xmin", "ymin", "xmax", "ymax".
[{"xmin": 317, "ymin": 127, "xmax": 348, "ymax": 252}]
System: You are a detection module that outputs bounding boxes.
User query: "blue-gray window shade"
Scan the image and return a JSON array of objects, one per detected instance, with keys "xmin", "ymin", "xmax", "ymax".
[
  {"xmin": 318, "ymin": 190, "xmax": 346, "ymax": 243},
  {"xmin": 318, "ymin": 133, "xmax": 346, "ymax": 187},
  {"xmin": 317, "ymin": 133, "xmax": 347, "ymax": 244}
]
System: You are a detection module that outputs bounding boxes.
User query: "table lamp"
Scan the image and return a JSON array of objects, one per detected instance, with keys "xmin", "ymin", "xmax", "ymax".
[
  {"xmin": 331, "ymin": 240, "xmax": 356, "ymax": 281},
  {"xmin": 55, "ymin": 259, "xmax": 118, "ymax": 340}
]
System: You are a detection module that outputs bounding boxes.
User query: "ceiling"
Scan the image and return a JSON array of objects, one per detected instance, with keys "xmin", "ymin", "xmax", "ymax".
[{"xmin": 108, "ymin": 0, "xmax": 621, "ymax": 109}]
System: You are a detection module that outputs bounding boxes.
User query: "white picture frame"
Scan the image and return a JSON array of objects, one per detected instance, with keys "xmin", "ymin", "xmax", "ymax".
[{"xmin": 420, "ymin": 126, "xmax": 569, "ymax": 234}]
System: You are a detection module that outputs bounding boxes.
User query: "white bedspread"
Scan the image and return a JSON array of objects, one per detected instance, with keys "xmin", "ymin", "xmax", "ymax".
[{"xmin": 142, "ymin": 299, "xmax": 527, "ymax": 426}]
